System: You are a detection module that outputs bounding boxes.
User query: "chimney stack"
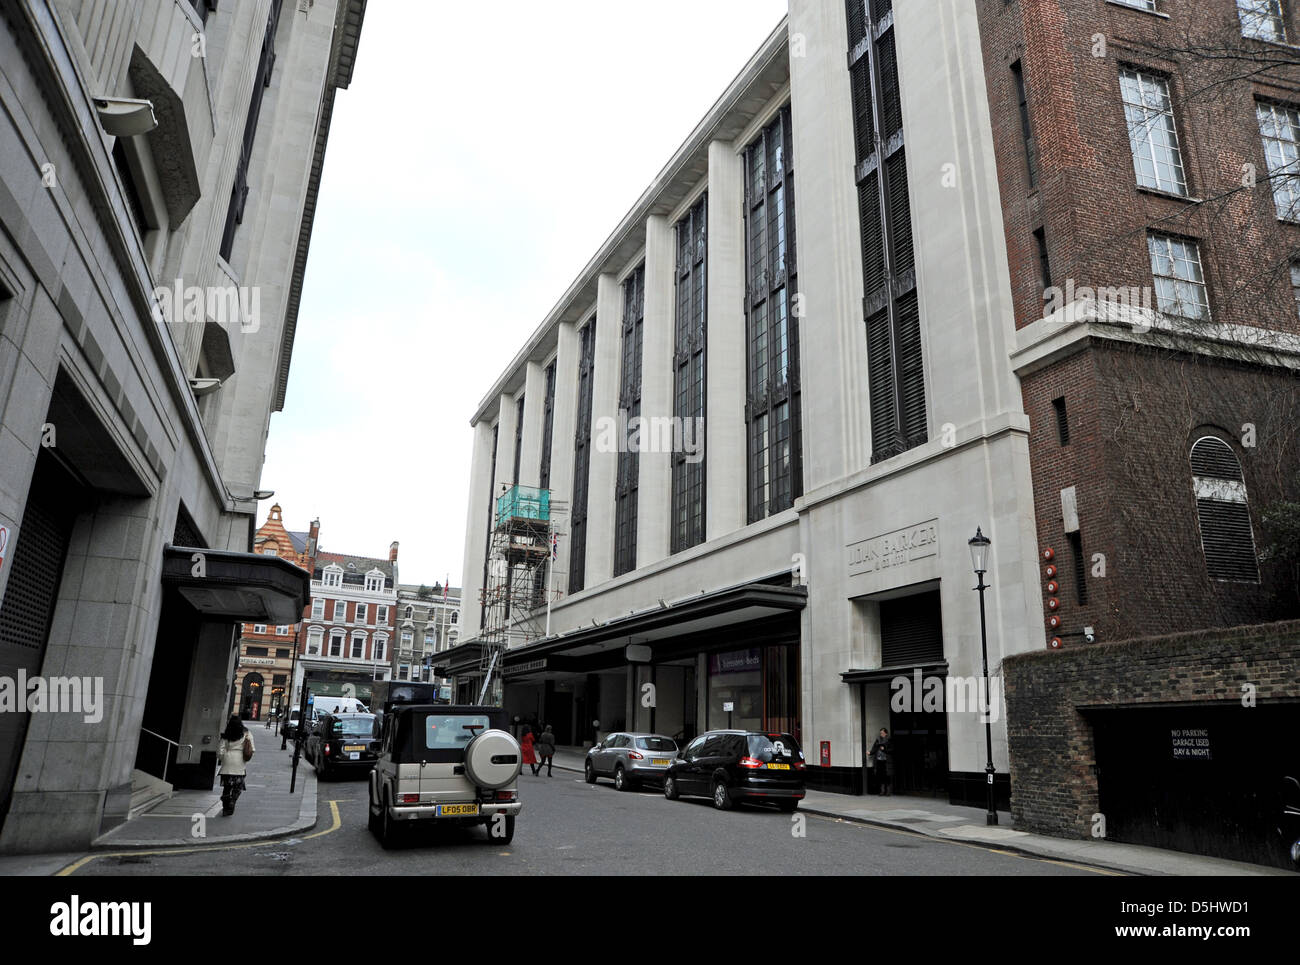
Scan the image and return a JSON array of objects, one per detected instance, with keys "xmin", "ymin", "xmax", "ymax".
[{"xmin": 389, "ymin": 540, "xmax": 399, "ymax": 563}]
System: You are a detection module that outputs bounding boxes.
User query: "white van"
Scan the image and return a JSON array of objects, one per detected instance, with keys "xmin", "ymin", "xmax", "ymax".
[{"xmin": 310, "ymin": 696, "xmax": 369, "ymax": 719}]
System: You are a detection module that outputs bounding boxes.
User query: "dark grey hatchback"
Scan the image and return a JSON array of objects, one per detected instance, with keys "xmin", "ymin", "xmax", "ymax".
[{"xmin": 663, "ymin": 730, "xmax": 805, "ymax": 811}]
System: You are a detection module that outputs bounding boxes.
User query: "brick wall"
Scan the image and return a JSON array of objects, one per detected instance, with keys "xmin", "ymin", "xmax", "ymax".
[
  {"xmin": 977, "ymin": 0, "xmax": 1300, "ymax": 645},
  {"xmin": 1003, "ymin": 618, "xmax": 1300, "ymax": 837}
]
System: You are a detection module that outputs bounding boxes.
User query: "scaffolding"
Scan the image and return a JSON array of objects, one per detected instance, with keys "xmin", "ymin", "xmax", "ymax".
[{"xmin": 478, "ymin": 485, "xmax": 556, "ymax": 704}]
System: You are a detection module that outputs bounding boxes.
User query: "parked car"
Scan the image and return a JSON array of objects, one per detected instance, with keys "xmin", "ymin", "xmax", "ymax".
[
  {"xmin": 663, "ymin": 730, "xmax": 805, "ymax": 812},
  {"xmin": 305, "ymin": 713, "xmax": 381, "ymax": 780},
  {"xmin": 282, "ymin": 708, "xmax": 305, "ymax": 741},
  {"xmin": 367, "ymin": 703, "xmax": 522, "ymax": 848},
  {"xmin": 585, "ymin": 733, "xmax": 678, "ymax": 790},
  {"xmin": 1279, "ymin": 776, "xmax": 1300, "ymax": 869}
]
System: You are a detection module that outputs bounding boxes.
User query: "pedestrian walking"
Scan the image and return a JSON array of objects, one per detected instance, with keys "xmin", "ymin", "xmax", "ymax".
[
  {"xmin": 536, "ymin": 724, "xmax": 556, "ymax": 777},
  {"xmin": 521, "ymin": 725, "xmax": 539, "ymax": 776},
  {"xmin": 217, "ymin": 714, "xmax": 254, "ymax": 815},
  {"xmin": 870, "ymin": 727, "xmax": 893, "ymax": 796}
]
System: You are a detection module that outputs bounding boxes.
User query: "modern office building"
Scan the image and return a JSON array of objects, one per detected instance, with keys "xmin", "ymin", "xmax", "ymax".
[
  {"xmin": 451, "ymin": 0, "xmax": 1045, "ymax": 803},
  {"xmin": 0, "ymin": 0, "xmax": 366, "ymax": 851}
]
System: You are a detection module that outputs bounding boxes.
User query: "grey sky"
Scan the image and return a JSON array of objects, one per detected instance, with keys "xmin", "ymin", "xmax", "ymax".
[{"xmin": 262, "ymin": 0, "xmax": 789, "ymax": 583}]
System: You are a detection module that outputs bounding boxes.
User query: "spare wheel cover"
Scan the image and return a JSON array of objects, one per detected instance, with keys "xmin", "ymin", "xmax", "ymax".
[{"xmin": 464, "ymin": 730, "xmax": 522, "ymax": 789}]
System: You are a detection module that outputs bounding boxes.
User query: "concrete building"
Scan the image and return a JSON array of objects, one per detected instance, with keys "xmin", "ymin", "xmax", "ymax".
[
  {"xmin": 393, "ymin": 582, "xmax": 460, "ymax": 686},
  {"xmin": 450, "ymin": 0, "xmax": 1043, "ymax": 804},
  {"xmin": 291, "ymin": 541, "xmax": 397, "ymax": 710},
  {"xmin": 0, "ymin": 0, "xmax": 366, "ymax": 851}
]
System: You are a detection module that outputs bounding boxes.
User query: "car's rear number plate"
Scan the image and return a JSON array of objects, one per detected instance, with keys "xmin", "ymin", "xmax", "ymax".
[
  {"xmin": 343, "ymin": 745, "xmax": 364, "ymax": 752},
  {"xmin": 767, "ymin": 763, "xmax": 790, "ymax": 770},
  {"xmin": 652, "ymin": 758, "xmax": 671, "ymax": 766},
  {"xmin": 436, "ymin": 804, "xmax": 479, "ymax": 817}
]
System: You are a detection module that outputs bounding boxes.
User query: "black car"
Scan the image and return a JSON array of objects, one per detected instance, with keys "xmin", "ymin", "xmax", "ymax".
[
  {"xmin": 306, "ymin": 713, "xmax": 381, "ymax": 779},
  {"xmin": 663, "ymin": 730, "xmax": 805, "ymax": 811}
]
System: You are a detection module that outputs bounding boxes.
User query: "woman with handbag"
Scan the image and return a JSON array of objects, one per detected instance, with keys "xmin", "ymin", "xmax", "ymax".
[{"xmin": 217, "ymin": 714, "xmax": 254, "ymax": 815}]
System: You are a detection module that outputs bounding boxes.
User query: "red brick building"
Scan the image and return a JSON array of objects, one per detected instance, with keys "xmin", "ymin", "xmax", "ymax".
[
  {"xmin": 977, "ymin": 0, "xmax": 1300, "ymax": 866},
  {"xmin": 232, "ymin": 506, "xmax": 318, "ymax": 720}
]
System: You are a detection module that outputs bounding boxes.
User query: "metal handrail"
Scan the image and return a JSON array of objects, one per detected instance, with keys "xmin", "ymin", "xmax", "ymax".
[{"xmin": 139, "ymin": 728, "xmax": 192, "ymax": 785}]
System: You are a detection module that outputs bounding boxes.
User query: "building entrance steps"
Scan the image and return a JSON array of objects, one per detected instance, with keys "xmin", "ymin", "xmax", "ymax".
[
  {"xmin": 92, "ymin": 729, "xmax": 318, "ymax": 849},
  {"xmin": 548, "ymin": 747, "xmax": 1289, "ymax": 876}
]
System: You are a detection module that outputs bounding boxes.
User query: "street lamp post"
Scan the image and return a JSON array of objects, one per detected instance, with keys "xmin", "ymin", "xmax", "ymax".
[{"xmin": 968, "ymin": 526, "xmax": 998, "ymax": 827}]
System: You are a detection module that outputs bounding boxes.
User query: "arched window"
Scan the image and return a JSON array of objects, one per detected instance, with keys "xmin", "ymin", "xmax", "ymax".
[
  {"xmin": 351, "ymin": 632, "xmax": 366, "ymax": 659},
  {"xmin": 404, "ymin": 605, "xmax": 414, "ymax": 620},
  {"xmin": 329, "ymin": 629, "xmax": 345, "ymax": 657},
  {"xmin": 450, "ymin": 611, "xmax": 458, "ymax": 625},
  {"xmin": 1190, "ymin": 435, "xmax": 1260, "ymax": 582},
  {"xmin": 307, "ymin": 627, "xmax": 323, "ymax": 655},
  {"xmin": 373, "ymin": 636, "xmax": 387, "ymax": 662}
]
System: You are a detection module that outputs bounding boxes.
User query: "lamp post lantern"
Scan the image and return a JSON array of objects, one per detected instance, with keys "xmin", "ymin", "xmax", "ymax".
[{"xmin": 968, "ymin": 526, "xmax": 998, "ymax": 826}]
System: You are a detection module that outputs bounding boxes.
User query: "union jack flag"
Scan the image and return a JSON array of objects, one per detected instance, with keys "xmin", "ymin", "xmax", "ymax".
[{"xmin": 551, "ymin": 531, "xmax": 559, "ymax": 561}]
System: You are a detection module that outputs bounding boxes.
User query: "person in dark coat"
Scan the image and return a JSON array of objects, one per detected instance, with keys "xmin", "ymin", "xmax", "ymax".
[
  {"xmin": 521, "ymin": 726, "xmax": 539, "ymax": 776},
  {"xmin": 536, "ymin": 725, "xmax": 556, "ymax": 777},
  {"xmin": 870, "ymin": 728, "xmax": 894, "ymax": 796}
]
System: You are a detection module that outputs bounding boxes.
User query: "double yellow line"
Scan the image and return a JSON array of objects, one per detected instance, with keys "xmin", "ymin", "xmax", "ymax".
[{"xmin": 54, "ymin": 800, "xmax": 342, "ymax": 876}]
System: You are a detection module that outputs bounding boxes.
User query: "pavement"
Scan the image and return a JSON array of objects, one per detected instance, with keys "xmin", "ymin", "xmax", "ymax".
[{"xmin": 0, "ymin": 734, "xmax": 1291, "ymax": 875}]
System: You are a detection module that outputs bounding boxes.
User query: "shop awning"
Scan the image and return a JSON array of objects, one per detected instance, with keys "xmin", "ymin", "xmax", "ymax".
[
  {"xmin": 161, "ymin": 544, "xmax": 310, "ymax": 625},
  {"xmin": 840, "ymin": 661, "xmax": 949, "ymax": 684},
  {"xmin": 493, "ymin": 580, "xmax": 807, "ymax": 679}
]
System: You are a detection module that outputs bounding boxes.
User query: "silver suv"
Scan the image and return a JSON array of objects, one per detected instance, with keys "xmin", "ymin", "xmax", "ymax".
[
  {"xmin": 585, "ymin": 732, "xmax": 679, "ymax": 790},
  {"xmin": 367, "ymin": 703, "xmax": 522, "ymax": 848}
]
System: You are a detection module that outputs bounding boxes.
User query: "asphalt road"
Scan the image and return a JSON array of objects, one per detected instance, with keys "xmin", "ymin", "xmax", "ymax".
[{"xmin": 62, "ymin": 768, "xmax": 1108, "ymax": 876}]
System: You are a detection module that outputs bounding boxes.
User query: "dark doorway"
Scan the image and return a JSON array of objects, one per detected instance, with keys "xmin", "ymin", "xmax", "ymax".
[
  {"xmin": 1091, "ymin": 703, "xmax": 1300, "ymax": 869},
  {"xmin": 888, "ymin": 707, "xmax": 949, "ymax": 796},
  {"xmin": 135, "ymin": 586, "xmax": 202, "ymax": 786},
  {"xmin": 241, "ymin": 672, "xmax": 265, "ymax": 720},
  {"xmin": 0, "ymin": 450, "xmax": 86, "ymax": 836}
]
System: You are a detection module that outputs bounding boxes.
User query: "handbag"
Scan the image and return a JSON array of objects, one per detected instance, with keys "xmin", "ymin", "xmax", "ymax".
[{"xmin": 242, "ymin": 735, "xmax": 254, "ymax": 762}]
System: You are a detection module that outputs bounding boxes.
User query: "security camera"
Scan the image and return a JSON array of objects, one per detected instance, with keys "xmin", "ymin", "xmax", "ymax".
[
  {"xmin": 94, "ymin": 96, "xmax": 157, "ymax": 137},
  {"xmin": 1083, "ymin": 626, "xmax": 1096, "ymax": 644}
]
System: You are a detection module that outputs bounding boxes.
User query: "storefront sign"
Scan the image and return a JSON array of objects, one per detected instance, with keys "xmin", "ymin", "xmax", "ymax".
[
  {"xmin": 846, "ymin": 519, "xmax": 939, "ymax": 576},
  {"xmin": 709, "ymin": 649, "xmax": 760, "ymax": 675},
  {"xmin": 504, "ymin": 658, "xmax": 547, "ymax": 677},
  {"xmin": 1171, "ymin": 728, "xmax": 1211, "ymax": 760},
  {"xmin": 242, "ymin": 657, "xmax": 276, "ymax": 666}
]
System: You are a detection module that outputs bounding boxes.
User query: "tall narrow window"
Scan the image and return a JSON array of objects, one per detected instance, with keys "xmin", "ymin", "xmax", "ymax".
[
  {"xmin": 479, "ymin": 425, "xmax": 498, "ymax": 625},
  {"xmin": 1011, "ymin": 62, "xmax": 1038, "ymax": 188},
  {"xmin": 539, "ymin": 361, "xmax": 556, "ymax": 489},
  {"xmin": 1238, "ymin": 0, "xmax": 1286, "ymax": 42},
  {"xmin": 1034, "ymin": 227, "xmax": 1052, "ymax": 292},
  {"xmin": 1052, "ymin": 396, "xmax": 1070, "ymax": 446},
  {"xmin": 1066, "ymin": 532, "xmax": 1088, "ymax": 605},
  {"xmin": 1120, "ymin": 69, "xmax": 1187, "ymax": 196},
  {"xmin": 1256, "ymin": 101, "xmax": 1300, "ymax": 222},
  {"xmin": 1190, "ymin": 436, "xmax": 1260, "ymax": 582},
  {"xmin": 569, "ymin": 318, "xmax": 597, "ymax": 592},
  {"xmin": 672, "ymin": 196, "xmax": 707, "ymax": 552},
  {"xmin": 220, "ymin": 0, "xmax": 283, "ymax": 261},
  {"xmin": 1148, "ymin": 233, "xmax": 1210, "ymax": 320},
  {"xmin": 614, "ymin": 265, "xmax": 645, "ymax": 576},
  {"xmin": 512, "ymin": 395, "xmax": 525, "ymax": 485},
  {"xmin": 847, "ymin": 0, "xmax": 928, "ymax": 464},
  {"xmin": 1291, "ymin": 262, "xmax": 1300, "ymax": 320},
  {"xmin": 744, "ymin": 107, "xmax": 802, "ymax": 523}
]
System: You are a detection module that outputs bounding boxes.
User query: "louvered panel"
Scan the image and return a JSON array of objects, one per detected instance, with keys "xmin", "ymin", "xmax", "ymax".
[
  {"xmin": 895, "ymin": 291, "xmax": 927, "ymax": 443},
  {"xmin": 876, "ymin": 31, "xmax": 903, "ymax": 140},
  {"xmin": 881, "ymin": 591, "xmax": 943, "ymax": 666},
  {"xmin": 870, "ymin": 0, "xmax": 893, "ymax": 22},
  {"xmin": 1190, "ymin": 437, "xmax": 1242, "ymax": 480},
  {"xmin": 1196, "ymin": 500, "xmax": 1260, "ymax": 582},
  {"xmin": 858, "ymin": 176, "xmax": 885, "ymax": 297},
  {"xmin": 866, "ymin": 308, "xmax": 896, "ymax": 450},
  {"xmin": 0, "ymin": 496, "xmax": 70, "ymax": 649},
  {"xmin": 887, "ymin": 148, "xmax": 913, "ymax": 278},
  {"xmin": 850, "ymin": 60, "xmax": 875, "ymax": 163},
  {"xmin": 846, "ymin": 0, "xmax": 867, "ymax": 48}
]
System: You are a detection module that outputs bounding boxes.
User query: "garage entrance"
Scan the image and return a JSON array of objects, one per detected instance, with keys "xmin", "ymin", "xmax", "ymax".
[{"xmin": 1089, "ymin": 703, "xmax": 1300, "ymax": 869}]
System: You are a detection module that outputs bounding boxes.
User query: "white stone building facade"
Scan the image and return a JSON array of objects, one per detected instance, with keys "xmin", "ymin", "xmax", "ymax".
[{"xmin": 453, "ymin": 1, "xmax": 1042, "ymax": 803}]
